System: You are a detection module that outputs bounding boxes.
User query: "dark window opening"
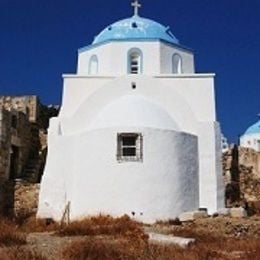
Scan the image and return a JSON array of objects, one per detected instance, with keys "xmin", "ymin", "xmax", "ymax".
[
  {"xmin": 9, "ymin": 145, "xmax": 19, "ymax": 179},
  {"xmin": 129, "ymin": 51, "xmax": 141, "ymax": 74},
  {"xmin": 117, "ymin": 133, "xmax": 143, "ymax": 162},
  {"xmin": 132, "ymin": 83, "xmax": 136, "ymax": 89},
  {"xmin": 123, "ymin": 147, "xmax": 136, "ymax": 156},
  {"xmin": 132, "ymin": 22, "xmax": 138, "ymax": 28}
]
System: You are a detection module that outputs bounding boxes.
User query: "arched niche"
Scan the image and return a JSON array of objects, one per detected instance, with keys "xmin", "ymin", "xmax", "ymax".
[
  {"xmin": 172, "ymin": 53, "xmax": 182, "ymax": 74},
  {"xmin": 88, "ymin": 55, "xmax": 99, "ymax": 75}
]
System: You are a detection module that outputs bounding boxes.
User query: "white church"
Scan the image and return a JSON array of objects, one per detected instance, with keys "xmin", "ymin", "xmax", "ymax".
[
  {"xmin": 240, "ymin": 118, "xmax": 260, "ymax": 152},
  {"xmin": 37, "ymin": 1, "xmax": 224, "ymax": 223}
]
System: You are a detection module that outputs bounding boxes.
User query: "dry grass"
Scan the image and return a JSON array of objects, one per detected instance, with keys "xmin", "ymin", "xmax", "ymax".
[
  {"xmin": 17, "ymin": 215, "xmax": 59, "ymax": 233},
  {"xmin": 1, "ymin": 214, "xmax": 259, "ymax": 259},
  {"xmin": 62, "ymin": 238, "xmax": 148, "ymax": 260},
  {"xmin": 57, "ymin": 215, "xmax": 147, "ymax": 240},
  {"xmin": 62, "ymin": 216, "xmax": 260, "ymax": 260},
  {"xmin": 155, "ymin": 218, "xmax": 182, "ymax": 226},
  {"xmin": 0, "ymin": 247, "xmax": 46, "ymax": 260},
  {"xmin": 62, "ymin": 234, "xmax": 260, "ymax": 260},
  {"xmin": 0, "ymin": 218, "xmax": 26, "ymax": 247}
]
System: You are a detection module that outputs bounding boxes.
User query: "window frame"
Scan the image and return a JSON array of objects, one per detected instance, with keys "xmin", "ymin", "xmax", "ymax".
[
  {"xmin": 117, "ymin": 133, "xmax": 143, "ymax": 162},
  {"xmin": 127, "ymin": 48, "xmax": 143, "ymax": 74}
]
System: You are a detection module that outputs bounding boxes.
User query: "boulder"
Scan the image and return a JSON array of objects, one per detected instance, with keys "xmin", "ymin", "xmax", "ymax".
[
  {"xmin": 217, "ymin": 208, "xmax": 231, "ymax": 216},
  {"xmin": 179, "ymin": 210, "xmax": 208, "ymax": 222},
  {"xmin": 230, "ymin": 207, "xmax": 247, "ymax": 218},
  {"xmin": 148, "ymin": 232, "xmax": 195, "ymax": 248}
]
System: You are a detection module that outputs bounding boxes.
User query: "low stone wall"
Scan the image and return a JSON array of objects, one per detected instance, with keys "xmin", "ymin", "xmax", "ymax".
[{"xmin": 14, "ymin": 181, "xmax": 40, "ymax": 217}]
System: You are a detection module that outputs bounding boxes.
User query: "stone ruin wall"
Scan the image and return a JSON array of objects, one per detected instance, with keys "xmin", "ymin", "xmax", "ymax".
[
  {"xmin": 0, "ymin": 96, "xmax": 59, "ymax": 217},
  {"xmin": 0, "ymin": 96, "xmax": 40, "ymax": 215},
  {"xmin": 0, "ymin": 107, "xmax": 11, "ymax": 181},
  {"xmin": 223, "ymin": 146, "xmax": 260, "ymax": 214},
  {"xmin": 14, "ymin": 181, "xmax": 40, "ymax": 217},
  {"xmin": 0, "ymin": 107, "xmax": 32, "ymax": 181},
  {"xmin": 0, "ymin": 96, "xmax": 39, "ymax": 122}
]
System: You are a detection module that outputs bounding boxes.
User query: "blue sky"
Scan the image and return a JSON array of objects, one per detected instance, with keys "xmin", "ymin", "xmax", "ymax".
[{"xmin": 0, "ymin": 0, "xmax": 259, "ymax": 142}]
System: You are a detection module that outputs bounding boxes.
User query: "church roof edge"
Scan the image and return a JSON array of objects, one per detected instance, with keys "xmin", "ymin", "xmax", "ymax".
[{"xmin": 78, "ymin": 39, "xmax": 193, "ymax": 54}]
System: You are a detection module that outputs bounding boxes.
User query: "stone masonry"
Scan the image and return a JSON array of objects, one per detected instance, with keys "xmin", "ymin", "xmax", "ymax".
[
  {"xmin": 223, "ymin": 145, "xmax": 260, "ymax": 214},
  {"xmin": 0, "ymin": 95, "xmax": 59, "ymax": 216},
  {"xmin": 0, "ymin": 96, "xmax": 39, "ymax": 183}
]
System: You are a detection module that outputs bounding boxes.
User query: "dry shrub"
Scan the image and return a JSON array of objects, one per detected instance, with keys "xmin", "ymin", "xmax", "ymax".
[
  {"xmin": 155, "ymin": 218, "xmax": 182, "ymax": 226},
  {"xmin": 171, "ymin": 227, "xmax": 260, "ymax": 260},
  {"xmin": 0, "ymin": 247, "xmax": 46, "ymax": 260},
  {"xmin": 62, "ymin": 236, "xmax": 260, "ymax": 260},
  {"xmin": 57, "ymin": 215, "xmax": 147, "ymax": 240},
  {"xmin": 62, "ymin": 238, "xmax": 148, "ymax": 260},
  {"xmin": 18, "ymin": 215, "xmax": 59, "ymax": 233},
  {"xmin": 62, "ymin": 238, "xmax": 226, "ymax": 260},
  {"xmin": 0, "ymin": 218, "xmax": 26, "ymax": 246}
]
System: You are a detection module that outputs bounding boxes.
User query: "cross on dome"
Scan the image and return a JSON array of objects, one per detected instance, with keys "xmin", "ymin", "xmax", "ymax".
[{"xmin": 131, "ymin": 0, "xmax": 141, "ymax": 16}]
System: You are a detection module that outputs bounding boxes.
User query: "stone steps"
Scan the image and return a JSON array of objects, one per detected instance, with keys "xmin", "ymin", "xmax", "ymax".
[{"xmin": 22, "ymin": 158, "xmax": 41, "ymax": 183}]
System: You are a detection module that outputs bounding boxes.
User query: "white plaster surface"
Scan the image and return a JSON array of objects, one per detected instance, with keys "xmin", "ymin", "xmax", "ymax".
[
  {"xmin": 77, "ymin": 41, "xmax": 194, "ymax": 76},
  {"xmin": 38, "ymin": 127, "xmax": 199, "ymax": 223},
  {"xmin": 37, "ymin": 23, "xmax": 224, "ymax": 222}
]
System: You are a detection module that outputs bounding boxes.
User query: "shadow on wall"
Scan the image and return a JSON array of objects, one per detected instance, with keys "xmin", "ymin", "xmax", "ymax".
[
  {"xmin": 0, "ymin": 180, "xmax": 15, "ymax": 217},
  {"xmin": 225, "ymin": 145, "xmax": 241, "ymax": 206}
]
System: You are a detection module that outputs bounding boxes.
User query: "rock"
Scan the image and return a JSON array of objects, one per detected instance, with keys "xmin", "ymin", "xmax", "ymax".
[
  {"xmin": 148, "ymin": 232, "xmax": 195, "ymax": 248},
  {"xmin": 179, "ymin": 210, "xmax": 208, "ymax": 222},
  {"xmin": 217, "ymin": 208, "xmax": 231, "ymax": 216},
  {"xmin": 212, "ymin": 212, "xmax": 219, "ymax": 218},
  {"xmin": 230, "ymin": 207, "xmax": 247, "ymax": 218}
]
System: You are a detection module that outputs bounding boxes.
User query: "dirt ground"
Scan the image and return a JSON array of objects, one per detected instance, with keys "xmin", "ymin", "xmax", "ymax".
[
  {"xmin": 1, "ymin": 215, "xmax": 260, "ymax": 259},
  {"xmin": 149, "ymin": 215, "xmax": 260, "ymax": 238}
]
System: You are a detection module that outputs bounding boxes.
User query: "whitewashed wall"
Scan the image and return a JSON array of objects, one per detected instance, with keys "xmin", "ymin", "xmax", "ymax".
[
  {"xmin": 77, "ymin": 41, "xmax": 194, "ymax": 76},
  {"xmin": 38, "ymin": 126, "xmax": 199, "ymax": 223},
  {"xmin": 159, "ymin": 43, "xmax": 194, "ymax": 74},
  {"xmin": 60, "ymin": 75, "xmax": 214, "ymax": 132}
]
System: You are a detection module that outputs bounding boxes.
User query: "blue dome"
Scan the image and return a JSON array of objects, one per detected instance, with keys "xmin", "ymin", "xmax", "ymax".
[
  {"xmin": 93, "ymin": 15, "xmax": 179, "ymax": 45},
  {"xmin": 244, "ymin": 120, "xmax": 260, "ymax": 135}
]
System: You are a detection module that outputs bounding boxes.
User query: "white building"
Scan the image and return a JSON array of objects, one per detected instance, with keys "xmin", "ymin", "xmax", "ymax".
[
  {"xmin": 221, "ymin": 134, "xmax": 229, "ymax": 153},
  {"xmin": 240, "ymin": 119, "xmax": 260, "ymax": 152},
  {"xmin": 37, "ymin": 1, "xmax": 224, "ymax": 223}
]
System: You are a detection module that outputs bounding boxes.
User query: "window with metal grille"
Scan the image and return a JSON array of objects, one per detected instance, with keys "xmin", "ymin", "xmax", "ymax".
[
  {"xmin": 117, "ymin": 133, "xmax": 143, "ymax": 162},
  {"xmin": 128, "ymin": 48, "xmax": 142, "ymax": 74}
]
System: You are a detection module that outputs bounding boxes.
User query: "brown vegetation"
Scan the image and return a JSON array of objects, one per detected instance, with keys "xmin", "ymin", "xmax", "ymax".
[
  {"xmin": 0, "ymin": 247, "xmax": 46, "ymax": 260},
  {"xmin": 0, "ymin": 214, "xmax": 260, "ymax": 259},
  {"xmin": 17, "ymin": 215, "xmax": 59, "ymax": 233},
  {"xmin": 62, "ymin": 229, "xmax": 260, "ymax": 260},
  {"xmin": 57, "ymin": 214, "xmax": 147, "ymax": 240},
  {"xmin": 0, "ymin": 218, "xmax": 26, "ymax": 247},
  {"xmin": 62, "ymin": 236, "xmax": 260, "ymax": 260}
]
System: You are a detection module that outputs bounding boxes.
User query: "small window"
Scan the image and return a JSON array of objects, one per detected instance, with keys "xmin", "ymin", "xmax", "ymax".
[
  {"xmin": 172, "ymin": 53, "xmax": 182, "ymax": 74},
  {"xmin": 132, "ymin": 22, "xmax": 138, "ymax": 28},
  {"xmin": 88, "ymin": 55, "xmax": 98, "ymax": 75},
  {"xmin": 128, "ymin": 48, "xmax": 143, "ymax": 74},
  {"xmin": 117, "ymin": 133, "xmax": 143, "ymax": 162}
]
